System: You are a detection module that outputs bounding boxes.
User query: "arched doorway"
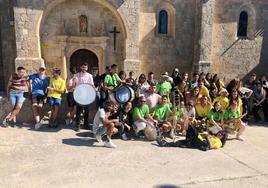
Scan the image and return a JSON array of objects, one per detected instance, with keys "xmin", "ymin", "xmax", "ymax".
[{"xmin": 70, "ymin": 49, "xmax": 99, "ymax": 74}]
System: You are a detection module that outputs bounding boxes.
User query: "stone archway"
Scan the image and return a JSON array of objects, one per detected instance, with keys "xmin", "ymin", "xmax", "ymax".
[{"xmin": 70, "ymin": 49, "xmax": 99, "ymax": 74}]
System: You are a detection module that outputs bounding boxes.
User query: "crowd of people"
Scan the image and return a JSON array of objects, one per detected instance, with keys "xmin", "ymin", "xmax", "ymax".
[{"xmin": 2, "ymin": 63, "xmax": 268, "ymax": 150}]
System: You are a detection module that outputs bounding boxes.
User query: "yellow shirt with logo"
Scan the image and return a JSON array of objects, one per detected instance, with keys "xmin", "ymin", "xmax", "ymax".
[
  {"xmin": 195, "ymin": 103, "xmax": 212, "ymax": 118},
  {"xmin": 48, "ymin": 77, "xmax": 66, "ymax": 99},
  {"xmin": 213, "ymin": 96, "xmax": 229, "ymax": 112}
]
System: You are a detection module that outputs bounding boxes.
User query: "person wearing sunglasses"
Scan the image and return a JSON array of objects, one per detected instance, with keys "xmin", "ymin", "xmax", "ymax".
[{"xmin": 132, "ymin": 96, "xmax": 155, "ymax": 136}]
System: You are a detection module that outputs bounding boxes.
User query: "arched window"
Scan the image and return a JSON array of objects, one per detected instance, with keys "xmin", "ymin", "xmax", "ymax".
[
  {"xmin": 237, "ymin": 11, "xmax": 248, "ymax": 37},
  {"xmin": 158, "ymin": 10, "xmax": 168, "ymax": 34}
]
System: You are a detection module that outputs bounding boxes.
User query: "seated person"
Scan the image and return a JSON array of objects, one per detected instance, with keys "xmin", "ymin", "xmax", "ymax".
[
  {"xmin": 213, "ymin": 88, "xmax": 229, "ymax": 112},
  {"xmin": 170, "ymin": 101, "xmax": 188, "ymax": 135},
  {"xmin": 157, "ymin": 125, "xmax": 227, "ymax": 151},
  {"xmin": 132, "ymin": 96, "xmax": 155, "ymax": 136},
  {"xmin": 153, "ymin": 95, "xmax": 173, "ymax": 138},
  {"xmin": 93, "ymin": 102, "xmax": 119, "ymax": 148},
  {"xmin": 120, "ymin": 102, "xmax": 133, "ymax": 140},
  {"xmin": 223, "ymin": 100, "xmax": 246, "ymax": 141},
  {"xmin": 207, "ymin": 101, "xmax": 224, "ymax": 135}
]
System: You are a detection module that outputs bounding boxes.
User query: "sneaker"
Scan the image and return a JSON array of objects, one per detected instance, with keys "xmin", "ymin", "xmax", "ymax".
[
  {"xmin": 104, "ymin": 141, "xmax": 117, "ymax": 148},
  {"xmin": 95, "ymin": 134, "xmax": 102, "ymax": 143},
  {"xmin": 236, "ymin": 135, "xmax": 244, "ymax": 141},
  {"xmin": 2, "ymin": 118, "xmax": 9, "ymax": 127},
  {"xmin": 169, "ymin": 131, "xmax": 176, "ymax": 139},
  {"xmin": 156, "ymin": 136, "xmax": 168, "ymax": 147},
  {"xmin": 65, "ymin": 118, "xmax": 71, "ymax": 126},
  {"xmin": 121, "ymin": 133, "xmax": 128, "ymax": 141},
  {"xmin": 35, "ymin": 123, "xmax": 42, "ymax": 130}
]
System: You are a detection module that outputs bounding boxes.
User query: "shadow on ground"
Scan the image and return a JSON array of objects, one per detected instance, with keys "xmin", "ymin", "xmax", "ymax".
[{"xmin": 62, "ymin": 137, "xmax": 97, "ymax": 147}]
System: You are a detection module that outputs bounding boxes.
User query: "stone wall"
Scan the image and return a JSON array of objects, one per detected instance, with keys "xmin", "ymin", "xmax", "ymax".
[
  {"xmin": 40, "ymin": 0, "xmax": 125, "ymax": 76},
  {"xmin": 0, "ymin": 0, "xmax": 16, "ymax": 90},
  {"xmin": 211, "ymin": 0, "xmax": 268, "ymax": 81},
  {"xmin": 139, "ymin": 0, "xmax": 196, "ymax": 78}
]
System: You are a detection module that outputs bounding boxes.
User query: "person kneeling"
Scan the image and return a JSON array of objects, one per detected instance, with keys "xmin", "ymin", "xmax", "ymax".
[
  {"xmin": 223, "ymin": 100, "xmax": 246, "ymax": 141},
  {"xmin": 93, "ymin": 102, "xmax": 119, "ymax": 148}
]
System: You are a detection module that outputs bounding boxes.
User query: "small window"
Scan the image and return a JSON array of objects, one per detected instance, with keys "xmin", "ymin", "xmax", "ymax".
[
  {"xmin": 158, "ymin": 10, "xmax": 168, "ymax": 34},
  {"xmin": 237, "ymin": 11, "xmax": 248, "ymax": 37}
]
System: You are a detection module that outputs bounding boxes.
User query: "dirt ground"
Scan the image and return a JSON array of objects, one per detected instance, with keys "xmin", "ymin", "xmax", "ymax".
[{"xmin": 0, "ymin": 123, "xmax": 268, "ymax": 188}]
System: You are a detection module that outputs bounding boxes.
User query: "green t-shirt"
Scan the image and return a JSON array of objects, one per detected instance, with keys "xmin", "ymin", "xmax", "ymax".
[
  {"xmin": 153, "ymin": 103, "xmax": 170, "ymax": 121},
  {"xmin": 208, "ymin": 109, "xmax": 223, "ymax": 122},
  {"xmin": 104, "ymin": 73, "xmax": 121, "ymax": 90},
  {"xmin": 223, "ymin": 109, "xmax": 240, "ymax": 120},
  {"xmin": 172, "ymin": 107, "xmax": 184, "ymax": 118},
  {"xmin": 132, "ymin": 104, "xmax": 150, "ymax": 122},
  {"xmin": 157, "ymin": 81, "xmax": 172, "ymax": 96}
]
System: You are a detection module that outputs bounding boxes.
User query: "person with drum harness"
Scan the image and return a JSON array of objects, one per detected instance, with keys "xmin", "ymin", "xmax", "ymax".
[
  {"xmin": 72, "ymin": 63, "xmax": 94, "ymax": 132},
  {"xmin": 103, "ymin": 64, "xmax": 122, "ymax": 103}
]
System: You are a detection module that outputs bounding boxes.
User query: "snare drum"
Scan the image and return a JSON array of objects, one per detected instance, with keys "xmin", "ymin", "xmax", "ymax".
[
  {"xmin": 73, "ymin": 84, "xmax": 96, "ymax": 106},
  {"xmin": 115, "ymin": 86, "xmax": 135, "ymax": 104}
]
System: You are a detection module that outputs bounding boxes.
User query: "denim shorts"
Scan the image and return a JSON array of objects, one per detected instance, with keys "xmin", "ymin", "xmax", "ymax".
[
  {"xmin": 47, "ymin": 97, "xmax": 61, "ymax": 106},
  {"xmin": 9, "ymin": 92, "xmax": 25, "ymax": 106},
  {"xmin": 95, "ymin": 125, "xmax": 107, "ymax": 136}
]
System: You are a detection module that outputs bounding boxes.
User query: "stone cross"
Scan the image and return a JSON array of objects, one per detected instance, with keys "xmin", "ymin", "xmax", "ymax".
[{"xmin": 109, "ymin": 26, "xmax": 120, "ymax": 51}]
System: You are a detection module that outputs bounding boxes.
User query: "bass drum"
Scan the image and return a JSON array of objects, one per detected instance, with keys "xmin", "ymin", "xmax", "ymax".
[
  {"xmin": 144, "ymin": 125, "xmax": 157, "ymax": 141},
  {"xmin": 73, "ymin": 84, "xmax": 96, "ymax": 106},
  {"xmin": 115, "ymin": 86, "xmax": 135, "ymax": 104}
]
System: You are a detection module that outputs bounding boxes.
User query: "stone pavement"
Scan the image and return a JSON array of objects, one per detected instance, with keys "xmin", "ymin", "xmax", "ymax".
[{"xmin": 0, "ymin": 123, "xmax": 268, "ymax": 188}]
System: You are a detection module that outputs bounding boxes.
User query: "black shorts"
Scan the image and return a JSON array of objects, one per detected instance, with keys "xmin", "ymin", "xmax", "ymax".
[
  {"xmin": 31, "ymin": 94, "xmax": 45, "ymax": 104},
  {"xmin": 67, "ymin": 92, "xmax": 76, "ymax": 107}
]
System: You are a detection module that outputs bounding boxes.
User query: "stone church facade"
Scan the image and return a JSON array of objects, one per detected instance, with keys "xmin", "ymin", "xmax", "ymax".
[{"xmin": 0, "ymin": 0, "xmax": 268, "ymax": 91}]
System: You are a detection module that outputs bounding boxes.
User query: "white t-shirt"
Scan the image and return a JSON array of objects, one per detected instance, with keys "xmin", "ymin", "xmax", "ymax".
[
  {"xmin": 93, "ymin": 108, "xmax": 106, "ymax": 134},
  {"xmin": 239, "ymin": 87, "xmax": 252, "ymax": 94},
  {"xmin": 146, "ymin": 93, "xmax": 161, "ymax": 112},
  {"xmin": 186, "ymin": 108, "xmax": 196, "ymax": 118}
]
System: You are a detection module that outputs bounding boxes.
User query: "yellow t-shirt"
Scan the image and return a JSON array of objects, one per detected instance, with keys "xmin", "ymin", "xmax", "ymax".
[
  {"xmin": 195, "ymin": 103, "xmax": 212, "ymax": 118},
  {"xmin": 48, "ymin": 77, "xmax": 66, "ymax": 99},
  {"xmin": 213, "ymin": 96, "xmax": 229, "ymax": 112},
  {"xmin": 210, "ymin": 136, "xmax": 222, "ymax": 149},
  {"xmin": 237, "ymin": 98, "xmax": 243, "ymax": 115},
  {"xmin": 200, "ymin": 86, "xmax": 209, "ymax": 97}
]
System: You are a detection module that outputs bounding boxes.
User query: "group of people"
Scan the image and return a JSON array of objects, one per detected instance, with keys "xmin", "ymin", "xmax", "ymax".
[{"xmin": 2, "ymin": 63, "xmax": 268, "ymax": 150}]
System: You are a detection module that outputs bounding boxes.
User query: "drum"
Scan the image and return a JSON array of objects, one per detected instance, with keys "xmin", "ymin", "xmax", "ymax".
[
  {"xmin": 115, "ymin": 86, "xmax": 135, "ymax": 104},
  {"xmin": 144, "ymin": 125, "xmax": 157, "ymax": 141},
  {"xmin": 73, "ymin": 84, "xmax": 96, "ymax": 106}
]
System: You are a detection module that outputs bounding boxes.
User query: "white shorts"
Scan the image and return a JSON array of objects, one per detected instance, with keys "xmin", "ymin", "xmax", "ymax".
[
  {"xmin": 134, "ymin": 121, "xmax": 147, "ymax": 132},
  {"xmin": 209, "ymin": 125, "xmax": 221, "ymax": 134}
]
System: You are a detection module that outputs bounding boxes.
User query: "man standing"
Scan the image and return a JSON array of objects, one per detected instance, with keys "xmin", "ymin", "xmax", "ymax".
[
  {"xmin": 145, "ymin": 84, "xmax": 161, "ymax": 113},
  {"xmin": 2, "ymin": 66, "xmax": 29, "ymax": 127},
  {"xmin": 72, "ymin": 63, "xmax": 94, "ymax": 132},
  {"xmin": 47, "ymin": 68, "xmax": 66, "ymax": 128},
  {"xmin": 28, "ymin": 66, "xmax": 49, "ymax": 130},
  {"xmin": 103, "ymin": 64, "xmax": 121, "ymax": 103}
]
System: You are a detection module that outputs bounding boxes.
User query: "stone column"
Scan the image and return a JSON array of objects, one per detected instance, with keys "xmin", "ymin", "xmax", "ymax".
[
  {"xmin": 195, "ymin": 0, "xmax": 215, "ymax": 73},
  {"xmin": 14, "ymin": 7, "xmax": 44, "ymax": 72},
  {"xmin": 119, "ymin": 0, "xmax": 141, "ymax": 74},
  {"xmin": 62, "ymin": 56, "xmax": 67, "ymax": 80}
]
